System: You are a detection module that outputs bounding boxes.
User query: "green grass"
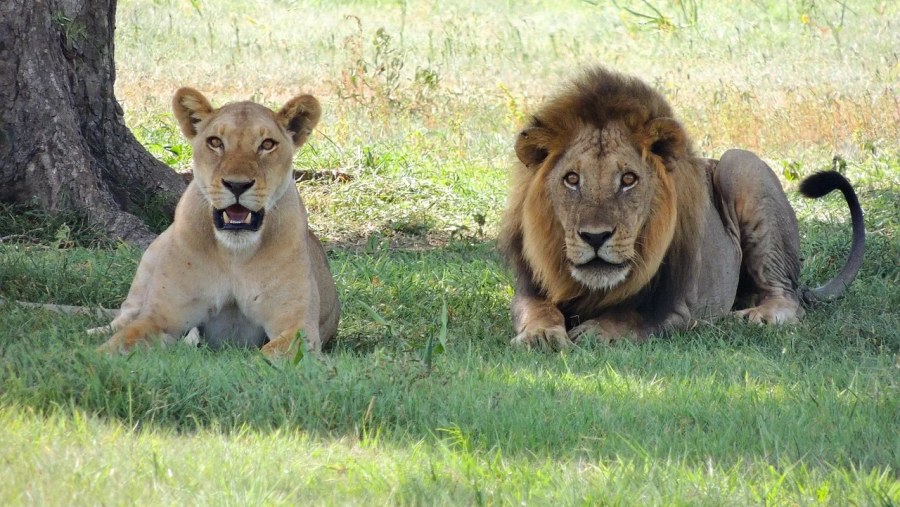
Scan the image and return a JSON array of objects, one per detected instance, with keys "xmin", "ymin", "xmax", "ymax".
[{"xmin": 2, "ymin": 0, "xmax": 899, "ymax": 504}]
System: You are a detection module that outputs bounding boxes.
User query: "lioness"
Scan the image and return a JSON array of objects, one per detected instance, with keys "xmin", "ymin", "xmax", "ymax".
[
  {"xmin": 499, "ymin": 67, "xmax": 864, "ymax": 349},
  {"xmin": 97, "ymin": 88, "xmax": 339, "ymax": 357}
]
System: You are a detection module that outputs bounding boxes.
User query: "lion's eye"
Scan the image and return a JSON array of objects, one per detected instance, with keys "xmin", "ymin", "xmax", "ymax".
[
  {"xmin": 259, "ymin": 139, "xmax": 277, "ymax": 152},
  {"xmin": 563, "ymin": 172, "xmax": 580, "ymax": 188},
  {"xmin": 621, "ymin": 172, "xmax": 638, "ymax": 188},
  {"xmin": 206, "ymin": 137, "xmax": 223, "ymax": 150}
]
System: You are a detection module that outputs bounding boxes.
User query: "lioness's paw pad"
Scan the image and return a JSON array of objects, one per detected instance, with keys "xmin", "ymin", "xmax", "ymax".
[{"xmin": 511, "ymin": 326, "xmax": 573, "ymax": 351}]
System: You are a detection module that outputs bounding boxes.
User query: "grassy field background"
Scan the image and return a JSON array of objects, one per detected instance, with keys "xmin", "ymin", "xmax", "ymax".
[{"xmin": 1, "ymin": 0, "xmax": 898, "ymax": 504}]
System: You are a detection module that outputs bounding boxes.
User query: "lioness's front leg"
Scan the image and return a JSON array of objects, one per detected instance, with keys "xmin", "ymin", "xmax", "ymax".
[
  {"xmin": 97, "ymin": 235, "xmax": 210, "ymax": 354},
  {"xmin": 510, "ymin": 294, "xmax": 573, "ymax": 350},
  {"xmin": 258, "ymin": 300, "xmax": 322, "ymax": 359},
  {"xmin": 97, "ymin": 317, "xmax": 181, "ymax": 354},
  {"xmin": 97, "ymin": 288, "xmax": 209, "ymax": 354},
  {"xmin": 247, "ymin": 243, "xmax": 324, "ymax": 359}
]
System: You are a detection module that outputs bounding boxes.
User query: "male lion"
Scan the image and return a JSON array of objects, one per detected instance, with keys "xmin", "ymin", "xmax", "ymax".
[
  {"xmin": 97, "ymin": 88, "xmax": 339, "ymax": 357},
  {"xmin": 499, "ymin": 67, "xmax": 864, "ymax": 349}
]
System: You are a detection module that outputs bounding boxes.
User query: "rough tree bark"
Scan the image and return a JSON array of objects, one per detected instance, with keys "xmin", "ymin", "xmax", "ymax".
[{"xmin": 0, "ymin": 0, "xmax": 185, "ymax": 247}]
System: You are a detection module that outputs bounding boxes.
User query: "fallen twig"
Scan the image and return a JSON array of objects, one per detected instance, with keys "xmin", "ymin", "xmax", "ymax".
[{"xmin": 0, "ymin": 299, "xmax": 118, "ymax": 319}]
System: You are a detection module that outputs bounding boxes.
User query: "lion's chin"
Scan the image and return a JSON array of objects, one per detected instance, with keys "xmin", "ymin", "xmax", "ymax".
[
  {"xmin": 569, "ymin": 259, "xmax": 631, "ymax": 291},
  {"xmin": 212, "ymin": 204, "xmax": 265, "ymax": 232}
]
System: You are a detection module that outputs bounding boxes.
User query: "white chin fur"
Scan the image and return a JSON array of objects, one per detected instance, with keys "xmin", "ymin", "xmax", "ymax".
[
  {"xmin": 215, "ymin": 229, "xmax": 262, "ymax": 251},
  {"xmin": 570, "ymin": 265, "xmax": 631, "ymax": 291}
]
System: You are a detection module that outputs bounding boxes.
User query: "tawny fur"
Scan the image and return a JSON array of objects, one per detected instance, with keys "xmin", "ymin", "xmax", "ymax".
[
  {"xmin": 499, "ymin": 67, "xmax": 864, "ymax": 349},
  {"xmin": 96, "ymin": 88, "xmax": 340, "ymax": 357}
]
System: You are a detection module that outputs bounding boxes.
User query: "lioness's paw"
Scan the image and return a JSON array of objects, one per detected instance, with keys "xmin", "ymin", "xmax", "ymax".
[
  {"xmin": 261, "ymin": 335, "xmax": 324, "ymax": 361},
  {"xmin": 97, "ymin": 337, "xmax": 129, "ymax": 355},
  {"xmin": 96, "ymin": 332, "xmax": 175, "ymax": 356},
  {"xmin": 511, "ymin": 325, "xmax": 573, "ymax": 351}
]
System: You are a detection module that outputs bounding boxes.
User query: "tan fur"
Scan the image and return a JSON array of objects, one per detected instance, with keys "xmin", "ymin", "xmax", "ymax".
[
  {"xmin": 500, "ymin": 67, "xmax": 864, "ymax": 349},
  {"xmin": 97, "ymin": 88, "xmax": 339, "ymax": 357}
]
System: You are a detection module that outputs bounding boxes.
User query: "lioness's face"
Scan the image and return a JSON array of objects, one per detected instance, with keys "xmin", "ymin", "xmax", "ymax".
[
  {"xmin": 172, "ymin": 88, "xmax": 321, "ymax": 248},
  {"xmin": 544, "ymin": 124, "xmax": 659, "ymax": 290}
]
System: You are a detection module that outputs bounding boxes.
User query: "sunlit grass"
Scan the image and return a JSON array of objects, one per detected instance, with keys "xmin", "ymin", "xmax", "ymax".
[{"xmin": 2, "ymin": 405, "xmax": 896, "ymax": 506}]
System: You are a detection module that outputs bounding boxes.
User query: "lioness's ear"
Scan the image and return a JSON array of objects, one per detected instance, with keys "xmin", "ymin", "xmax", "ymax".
[
  {"xmin": 277, "ymin": 95, "xmax": 321, "ymax": 147},
  {"xmin": 172, "ymin": 87, "xmax": 214, "ymax": 139},
  {"xmin": 515, "ymin": 120, "xmax": 553, "ymax": 168},
  {"xmin": 643, "ymin": 117, "xmax": 687, "ymax": 166}
]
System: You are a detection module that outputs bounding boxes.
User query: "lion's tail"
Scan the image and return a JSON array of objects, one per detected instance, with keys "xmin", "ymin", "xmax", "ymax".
[{"xmin": 798, "ymin": 171, "xmax": 865, "ymax": 303}]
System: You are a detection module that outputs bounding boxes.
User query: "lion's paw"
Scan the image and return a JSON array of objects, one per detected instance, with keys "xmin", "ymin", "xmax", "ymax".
[
  {"xmin": 734, "ymin": 297, "xmax": 802, "ymax": 325},
  {"xmin": 511, "ymin": 325, "xmax": 574, "ymax": 351},
  {"xmin": 567, "ymin": 320, "xmax": 614, "ymax": 345}
]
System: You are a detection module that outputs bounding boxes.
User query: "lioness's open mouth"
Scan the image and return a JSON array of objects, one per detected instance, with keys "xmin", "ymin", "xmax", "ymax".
[{"xmin": 213, "ymin": 204, "xmax": 265, "ymax": 232}]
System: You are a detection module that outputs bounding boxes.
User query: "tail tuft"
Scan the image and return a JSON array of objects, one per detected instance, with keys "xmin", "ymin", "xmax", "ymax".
[{"xmin": 799, "ymin": 170, "xmax": 852, "ymax": 199}]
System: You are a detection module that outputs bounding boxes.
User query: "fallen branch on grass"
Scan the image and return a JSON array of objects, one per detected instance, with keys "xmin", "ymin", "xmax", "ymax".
[{"xmin": 0, "ymin": 298, "xmax": 117, "ymax": 319}]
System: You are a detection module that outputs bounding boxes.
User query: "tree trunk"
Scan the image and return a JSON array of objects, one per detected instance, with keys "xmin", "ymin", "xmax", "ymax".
[{"xmin": 0, "ymin": 0, "xmax": 185, "ymax": 248}]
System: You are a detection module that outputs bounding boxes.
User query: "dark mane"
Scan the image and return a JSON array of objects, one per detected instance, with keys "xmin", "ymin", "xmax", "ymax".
[{"xmin": 500, "ymin": 66, "xmax": 709, "ymax": 313}]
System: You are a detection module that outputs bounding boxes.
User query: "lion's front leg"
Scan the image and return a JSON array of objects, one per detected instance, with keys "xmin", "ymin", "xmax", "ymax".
[
  {"xmin": 567, "ymin": 312, "xmax": 647, "ymax": 345},
  {"xmin": 510, "ymin": 294, "xmax": 573, "ymax": 351}
]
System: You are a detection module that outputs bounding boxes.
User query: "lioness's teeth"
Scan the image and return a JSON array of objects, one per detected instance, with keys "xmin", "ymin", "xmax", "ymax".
[
  {"xmin": 243, "ymin": 212, "xmax": 253, "ymax": 224},
  {"xmin": 222, "ymin": 211, "xmax": 229, "ymax": 223}
]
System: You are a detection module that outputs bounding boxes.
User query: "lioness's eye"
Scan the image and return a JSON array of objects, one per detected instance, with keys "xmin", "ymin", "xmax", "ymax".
[
  {"xmin": 259, "ymin": 139, "xmax": 277, "ymax": 151},
  {"xmin": 206, "ymin": 137, "xmax": 223, "ymax": 150},
  {"xmin": 563, "ymin": 172, "xmax": 580, "ymax": 188},
  {"xmin": 621, "ymin": 172, "xmax": 638, "ymax": 188}
]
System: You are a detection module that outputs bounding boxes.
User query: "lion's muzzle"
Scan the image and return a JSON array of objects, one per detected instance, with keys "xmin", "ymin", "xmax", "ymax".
[{"xmin": 575, "ymin": 257, "xmax": 628, "ymax": 270}]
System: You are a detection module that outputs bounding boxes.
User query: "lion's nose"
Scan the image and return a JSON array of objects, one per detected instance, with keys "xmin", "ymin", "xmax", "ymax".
[
  {"xmin": 222, "ymin": 179, "xmax": 255, "ymax": 197},
  {"xmin": 578, "ymin": 229, "xmax": 613, "ymax": 250}
]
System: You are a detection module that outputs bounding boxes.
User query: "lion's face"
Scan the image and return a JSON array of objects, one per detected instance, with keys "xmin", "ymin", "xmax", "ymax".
[
  {"xmin": 512, "ymin": 113, "xmax": 687, "ymax": 301},
  {"xmin": 544, "ymin": 124, "xmax": 660, "ymax": 291},
  {"xmin": 172, "ymin": 88, "xmax": 321, "ymax": 249}
]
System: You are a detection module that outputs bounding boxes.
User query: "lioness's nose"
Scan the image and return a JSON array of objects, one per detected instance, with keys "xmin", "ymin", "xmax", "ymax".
[
  {"xmin": 222, "ymin": 179, "xmax": 255, "ymax": 197},
  {"xmin": 578, "ymin": 229, "xmax": 613, "ymax": 250}
]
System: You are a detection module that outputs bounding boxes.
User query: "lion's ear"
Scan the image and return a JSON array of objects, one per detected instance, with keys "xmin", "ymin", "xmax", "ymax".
[
  {"xmin": 277, "ymin": 95, "xmax": 321, "ymax": 148},
  {"xmin": 172, "ymin": 87, "xmax": 214, "ymax": 139},
  {"xmin": 515, "ymin": 123, "xmax": 552, "ymax": 168},
  {"xmin": 643, "ymin": 117, "xmax": 687, "ymax": 166}
]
